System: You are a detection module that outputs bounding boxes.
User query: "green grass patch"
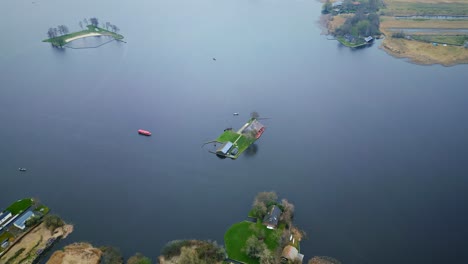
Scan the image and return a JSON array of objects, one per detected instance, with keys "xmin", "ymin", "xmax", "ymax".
[
  {"xmin": 43, "ymin": 25, "xmax": 124, "ymax": 47},
  {"xmin": 411, "ymin": 34, "xmax": 468, "ymax": 45},
  {"xmin": 217, "ymin": 130, "xmax": 241, "ymax": 143},
  {"xmin": 224, "ymin": 221, "xmax": 281, "ymax": 263},
  {"xmin": 336, "ymin": 36, "xmax": 367, "ymax": 47},
  {"xmin": 6, "ymin": 198, "xmax": 33, "ymax": 215},
  {"xmin": 216, "ymin": 129, "xmax": 256, "ymax": 159},
  {"xmin": 34, "ymin": 205, "xmax": 49, "ymax": 215}
]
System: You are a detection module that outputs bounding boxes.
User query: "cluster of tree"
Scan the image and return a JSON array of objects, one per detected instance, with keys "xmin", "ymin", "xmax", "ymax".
[
  {"xmin": 323, "ymin": 0, "xmax": 380, "ymax": 14},
  {"xmin": 161, "ymin": 240, "xmax": 225, "ymax": 264},
  {"xmin": 391, "ymin": 31, "xmax": 406, "ymax": 38},
  {"xmin": 24, "ymin": 215, "xmax": 42, "ymax": 228},
  {"xmin": 79, "ymin": 18, "xmax": 120, "ymax": 33},
  {"xmin": 243, "ymin": 235, "xmax": 277, "ymax": 264},
  {"xmin": 100, "ymin": 246, "xmax": 124, "ymax": 264},
  {"xmin": 335, "ymin": 10, "xmax": 380, "ymax": 39},
  {"xmin": 79, "ymin": 17, "xmax": 100, "ymax": 28},
  {"xmin": 43, "ymin": 214, "xmax": 64, "ymax": 232},
  {"xmin": 47, "ymin": 25, "xmax": 69, "ymax": 38},
  {"xmin": 251, "ymin": 191, "xmax": 278, "ymax": 219},
  {"xmin": 127, "ymin": 253, "xmax": 152, "ymax": 264}
]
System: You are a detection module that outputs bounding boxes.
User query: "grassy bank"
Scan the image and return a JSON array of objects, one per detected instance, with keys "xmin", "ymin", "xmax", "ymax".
[
  {"xmin": 336, "ymin": 36, "xmax": 367, "ymax": 47},
  {"xmin": 43, "ymin": 25, "xmax": 123, "ymax": 47},
  {"xmin": 380, "ymin": 16, "xmax": 468, "ymax": 65},
  {"xmin": 410, "ymin": 34, "xmax": 468, "ymax": 46}
]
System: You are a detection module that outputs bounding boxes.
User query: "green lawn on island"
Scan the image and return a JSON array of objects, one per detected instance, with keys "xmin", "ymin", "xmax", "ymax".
[
  {"xmin": 224, "ymin": 221, "xmax": 282, "ymax": 263},
  {"xmin": 43, "ymin": 25, "xmax": 123, "ymax": 46},
  {"xmin": 6, "ymin": 198, "xmax": 33, "ymax": 215},
  {"xmin": 216, "ymin": 130, "xmax": 256, "ymax": 158}
]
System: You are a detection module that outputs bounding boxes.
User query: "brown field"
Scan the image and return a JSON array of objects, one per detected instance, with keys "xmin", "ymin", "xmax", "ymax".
[
  {"xmin": 0, "ymin": 223, "xmax": 73, "ymax": 264},
  {"xmin": 381, "ymin": 17, "xmax": 468, "ymax": 29},
  {"xmin": 47, "ymin": 243, "xmax": 102, "ymax": 264}
]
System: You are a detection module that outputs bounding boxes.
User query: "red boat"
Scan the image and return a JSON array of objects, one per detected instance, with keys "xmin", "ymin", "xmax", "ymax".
[
  {"xmin": 138, "ymin": 129, "xmax": 152, "ymax": 136},
  {"xmin": 255, "ymin": 127, "xmax": 265, "ymax": 139}
]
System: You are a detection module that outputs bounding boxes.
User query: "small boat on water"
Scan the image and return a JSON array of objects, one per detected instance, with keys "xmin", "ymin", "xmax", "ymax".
[
  {"xmin": 138, "ymin": 129, "xmax": 151, "ymax": 136},
  {"xmin": 18, "ymin": 168, "xmax": 27, "ymax": 172},
  {"xmin": 233, "ymin": 112, "xmax": 239, "ymax": 116}
]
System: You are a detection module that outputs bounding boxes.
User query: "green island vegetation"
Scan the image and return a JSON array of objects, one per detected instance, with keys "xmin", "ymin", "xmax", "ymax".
[
  {"xmin": 224, "ymin": 192, "xmax": 303, "ymax": 264},
  {"xmin": 208, "ymin": 112, "xmax": 266, "ymax": 159},
  {"xmin": 322, "ymin": 0, "xmax": 381, "ymax": 47},
  {"xmin": 43, "ymin": 17, "xmax": 123, "ymax": 48}
]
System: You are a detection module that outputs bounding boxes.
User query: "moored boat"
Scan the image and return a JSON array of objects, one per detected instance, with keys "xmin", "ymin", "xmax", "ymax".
[{"xmin": 138, "ymin": 129, "xmax": 151, "ymax": 136}]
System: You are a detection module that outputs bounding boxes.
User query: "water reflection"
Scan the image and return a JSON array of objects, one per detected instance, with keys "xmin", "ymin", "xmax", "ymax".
[{"xmin": 244, "ymin": 143, "xmax": 259, "ymax": 157}]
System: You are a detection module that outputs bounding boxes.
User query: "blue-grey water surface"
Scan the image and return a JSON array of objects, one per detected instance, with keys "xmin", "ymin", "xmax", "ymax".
[{"xmin": 1, "ymin": 0, "xmax": 468, "ymax": 263}]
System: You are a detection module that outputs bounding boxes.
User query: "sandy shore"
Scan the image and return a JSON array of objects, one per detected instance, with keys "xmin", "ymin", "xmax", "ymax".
[
  {"xmin": 47, "ymin": 242, "xmax": 102, "ymax": 264},
  {"xmin": 65, "ymin": 33, "xmax": 102, "ymax": 43}
]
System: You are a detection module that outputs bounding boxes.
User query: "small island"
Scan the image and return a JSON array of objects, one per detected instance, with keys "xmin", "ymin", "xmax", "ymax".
[
  {"xmin": 204, "ymin": 112, "xmax": 266, "ymax": 159},
  {"xmin": 43, "ymin": 17, "xmax": 124, "ymax": 48},
  {"xmin": 224, "ymin": 192, "xmax": 304, "ymax": 264}
]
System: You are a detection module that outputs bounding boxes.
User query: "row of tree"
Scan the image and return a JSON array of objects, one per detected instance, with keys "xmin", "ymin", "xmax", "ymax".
[
  {"xmin": 78, "ymin": 18, "xmax": 120, "ymax": 33},
  {"xmin": 47, "ymin": 25, "xmax": 69, "ymax": 38}
]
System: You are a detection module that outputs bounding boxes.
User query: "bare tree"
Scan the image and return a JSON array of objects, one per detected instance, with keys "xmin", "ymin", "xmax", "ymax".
[
  {"xmin": 105, "ymin": 22, "xmax": 110, "ymax": 30},
  {"xmin": 59, "ymin": 25, "xmax": 69, "ymax": 35},
  {"xmin": 57, "ymin": 25, "xmax": 63, "ymax": 35},
  {"xmin": 47, "ymin": 28, "xmax": 56, "ymax": 38},
  {"xmin": 90, "ymin": 17, "xmax": 99, "ymax": 27},
  {"xmin": 79, "ymin": 21, "xmax": 83, "ymax": 29},
  {"xmin": 280, "ymin": 199, "xmax": 295, "ymax": 226},
  {"xmin": 84, "ymin": 18, "xmax": 88, "ymax": 25}
]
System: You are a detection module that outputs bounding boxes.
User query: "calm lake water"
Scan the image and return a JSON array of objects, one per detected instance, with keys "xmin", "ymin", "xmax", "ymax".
[{"xmin": 1, "ymin": 0, "xmax": 468, "ymax": 263}]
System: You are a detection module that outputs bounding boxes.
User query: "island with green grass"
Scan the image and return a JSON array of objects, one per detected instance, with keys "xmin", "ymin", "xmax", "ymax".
[
  {"xmin": 204, "ymin": 114, "xmax": 266, "ymax": 159},
  {"xmin": 224, "ymin": 192, "xmax": 304, "ymax": 264},
  {"xmin": 43, "ymin": 17, "xmax": 123, "ymax": 48}
]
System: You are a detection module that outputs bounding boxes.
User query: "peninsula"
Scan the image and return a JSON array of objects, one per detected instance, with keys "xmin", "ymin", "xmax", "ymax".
[
  {"xmin": 0, "ymin": 198, "xmax": 73, "ymax": 264},
  {"xmin": 322, "ymin": 0, "xmax": 468, "ymax": 65},
  {"xmin": 43, "ymin": 18, "xmax": 123, "ymax": 48}
]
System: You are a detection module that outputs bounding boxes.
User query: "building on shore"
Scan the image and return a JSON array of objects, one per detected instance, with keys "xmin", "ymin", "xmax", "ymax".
[
  {"xmin": 0, "ymin": 211, "xmax": 12, "ymax": 225},
  {"xmin": 13, "ymin": 211, "xmax": 35, "ymax": 230},
  {"xmin": 281, "ymin": 245, "xmax": 304, "ymax": 263},
  {"xmin": 262, "ymin": 205, "xmax": 282, "ymax": 229}
]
